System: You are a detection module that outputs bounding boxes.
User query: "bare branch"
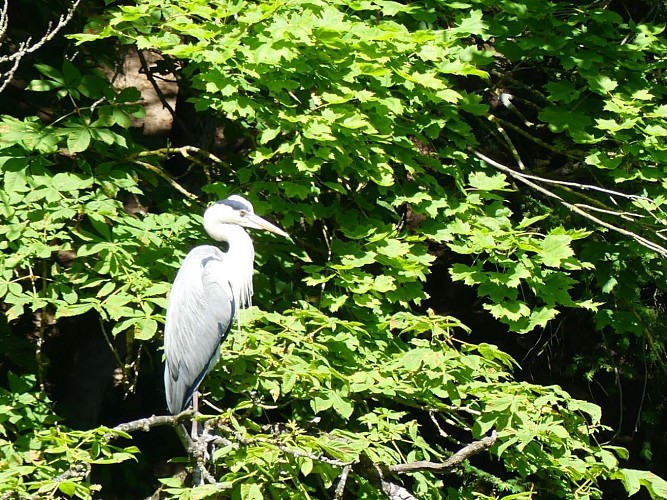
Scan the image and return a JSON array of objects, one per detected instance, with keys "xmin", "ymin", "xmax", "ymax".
[
  {"xmin": 0, "ymin": 1, "xmax": 8, "ymax": 42},
  {"xmin": 334, "ymin": 465, "xmax": 352, "ymax": 499},
  {"xmin": 108, "ymin": 409, "xmax": 193, "ymax": 439},
  {"xmin": 487, "ymin": 115, "xmax": 527, "ymax": 170},
  {"xmin": 487, "ymin": 158, "xmax": 651, "ymax": 204},
  {"xmin": 212, "ymin": 421, "xmax": 349, "ymax": 467},
  {"xmin": 428, "ymin": 411, "xmax": 466, "ymax": 446},
  {"xmin": 572, "ymin": 203, "xmax": 644, "ymax": 221},
  {"xmin": 388, "ymin": 431, "xmax": 497, "ymax": 474},
  {"xmin": 473, "ymin": 150, "xmax": 667, "ymax": 258},
  {"xmin": 350, "ymin": 431, "xmax": 497, "ymax": 499},
  {"xmin": 130, "ymin": 145, "xmax": 228, "ymax": 202},
  {"xmin": 377, "ymin": 477, "xmax": 418, "ymax": 500},
  {"xmin": 135, "ymin": 49, "xmax": 207, "ymax": 159},
  {"xmin": 52, "ymin": 462, "xmax": 90, "ymax": 483},
  {"xmin": 0, "ymin": 53, "xmax": 20, "ymax": 94},
  {"xmin": 138, "ymin": 144, "xmax": 225, "ymax": 170},
  {"xmin": 132, "ymin": 159, "xmax": 201, "ymax": 202},
  {"xmin": 355, "ymin": 455, "xmax": 418, "ymax": 500},
  {"xmin": 490, "ymin": 115, "xmax": 585, "ymax": 159},
  {"xmin": 103, "ymin": 410, "xmax": 496, "ymax": 499},
  {"xmin": 0, "ymin": 0, "xmax": 82, "ymax": 93}
]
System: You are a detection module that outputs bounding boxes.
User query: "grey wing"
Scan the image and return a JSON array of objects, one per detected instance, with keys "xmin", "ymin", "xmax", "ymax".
[{"xmin": 163, "ymin": 246, "xmax": 236, "ymax": 414}]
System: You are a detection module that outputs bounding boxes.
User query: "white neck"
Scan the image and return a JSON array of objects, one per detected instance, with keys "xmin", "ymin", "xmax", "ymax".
[{"xmin": 204, "ymin": 221, "xmax": 255, "ymax": 309}]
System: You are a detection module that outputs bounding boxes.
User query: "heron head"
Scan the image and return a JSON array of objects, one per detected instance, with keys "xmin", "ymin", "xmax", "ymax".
[{"xmin": 204, "ymin": 195, "xmax": 289, "ymax": 240}]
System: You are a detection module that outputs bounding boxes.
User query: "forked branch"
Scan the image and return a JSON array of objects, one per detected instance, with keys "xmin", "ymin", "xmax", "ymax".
[
  {"xmin": 109, "ymin": 411, "xmax": 496, "ymax": 499},
  {"xmin": 473, "ymin": 150, "xmax": 667, "ymax": 258},
  {"xmin": 388, "ymin": 431, "xmax": 497, "ymax": 473},
  {"xmin": 129, "ymin": 145, "xmax": 228, "ymax": 202},
  {"xmin": 0, "ymin": 0, "xmax": 82, "ymax": 93}
]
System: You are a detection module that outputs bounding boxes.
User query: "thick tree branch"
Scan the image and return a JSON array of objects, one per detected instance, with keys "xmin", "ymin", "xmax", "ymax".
[
  {"xmin": 388, "ymin": 431, "xmax": 497, "ymax": 474},
  {"xmin": 350, "ymin": 432, "xmax": 497, "ymax": 499},
  {"xmin": 106, "ymin": 411, "xmax": 496, "ymax": 499},
  {"xmin": 377, "ymin": 477, "xmax": 418, "ymax": 500},
  {"xmin": 355, "ymin": 455, "xmax": 418, "ymax": 500},
  {"xmin": 107, "ymin": 409, "xmax": 193, "ymax": 439}
]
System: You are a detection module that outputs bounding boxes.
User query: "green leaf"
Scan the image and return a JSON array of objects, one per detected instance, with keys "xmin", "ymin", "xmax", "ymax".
[
  {"xmin": 240, "ymin": 483, "xmax": 263, "ymax": 500},
  {"xmin": 587, "ymin": 75, "xmax": 617, "ymax": 94},
  {"xmin": 300, "ymin": 457, "xmax": 313, "ymax": 476},
  {"xmin": 451, "ymin": 10, "xmax": 487, "ymax": 37},
  {"xmin": 62, "ymin": 60, "xmax": 82, "ymax": 87},
  {"xmin": 259, "ymin": 127, "xmax": 281, "ymax": 144},
  {"xmin": 27, "ymin": 79, "xmax": 62, "ymax": 92},
  {"xmin": 613, "ymin": 469, "xmax": 667, "ymax": 499},
  {"xmin": 56, "ymin": 303, "xmax": 94, "ymax": 319},
  {"xmin": 311, "ymin": 396, "xmax": 333, "ymax": 414},
  {"xmin": 545, "ymin": 80, "xmax": 581, "ymax": 104},
  {"xmin": 539, "ymin": 234, "xmax": 574, "ymax": 267},
  {"xmin": 58, "ymin": 481, "xmax": 77, "ymax": 497},
  {"xmin": 330, "ymin": 389, "xmax": 354, "ymax": 419},
  {"xmin": 374, "ymin": 275, "xmax": 396, "ymax": 293},
  {"xmin": 521, "ymin": 306, "xmax": 559, "ymax": 333},
  {"xmin": 645, "ymin": 124, "xmax": 667, "ymax": 137},
  {"xmin": 66, "ymin": 127, "xmax": 91, "ymax": 153},
  {"xmin": 468, "ymin": 171, "xmax": 508, "ymax": 191},
  {"xmin": 376, "ymin": 239, "xmax": 410, "ymax": 258},
  {"xmin": 134, "ymin": 318, "xmax": 158, "ymax": 340},
  {"xmin": 34, "ymin": 63, "xmax": 64, "ymax": 84}
]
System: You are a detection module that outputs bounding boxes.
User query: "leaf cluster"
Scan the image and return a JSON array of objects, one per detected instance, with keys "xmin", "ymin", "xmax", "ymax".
[
  {"xmin": 0, "ymin": 373, "xmax": 137, "ymax": 498},
  {"xmin": 0, "ymin": 0, "xmax": 666, "ymax": 498}
]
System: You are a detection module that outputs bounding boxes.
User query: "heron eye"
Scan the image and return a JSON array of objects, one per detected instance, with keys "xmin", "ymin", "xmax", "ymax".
[{"xmin": 239, "ymin": 210, "xmax": 247, "ymax": 217}]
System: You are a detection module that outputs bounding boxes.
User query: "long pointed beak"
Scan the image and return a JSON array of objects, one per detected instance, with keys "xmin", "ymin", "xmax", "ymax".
[{"xmin": 245, "ymin": 213, "xmax": 289, "ymax": 238}]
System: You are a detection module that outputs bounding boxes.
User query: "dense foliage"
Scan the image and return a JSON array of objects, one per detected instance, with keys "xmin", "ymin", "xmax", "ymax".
[{"xmin": 1, "ymin": 0, "xmax": 667, "ymax": 498}]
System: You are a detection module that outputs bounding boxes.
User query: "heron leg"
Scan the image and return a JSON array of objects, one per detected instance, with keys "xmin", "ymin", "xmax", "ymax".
[
  {"xmin": 190, "ymin": 391, "xmax": 207, "ymax": 487},
  {"xmin": 191, "ymin": 391, "xmax": 199, "ymax": 440}
]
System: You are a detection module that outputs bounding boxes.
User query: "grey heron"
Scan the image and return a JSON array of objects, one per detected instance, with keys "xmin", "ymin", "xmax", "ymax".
[{"xmin": 163, "ymin": 195, "xmax": 289, "ymax": 415}]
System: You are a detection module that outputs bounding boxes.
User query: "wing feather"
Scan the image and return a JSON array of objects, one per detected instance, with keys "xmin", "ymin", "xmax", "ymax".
[{"xmin": 164, "ymin": 245, "xmax": 236, "ymax": 414}]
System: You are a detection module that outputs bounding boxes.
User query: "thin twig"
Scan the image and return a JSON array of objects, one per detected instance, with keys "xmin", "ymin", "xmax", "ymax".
[
  {"xmin": 98, "ymin": 317, "xmax": 125, "ymax": 379},
  {"xmin": 0, "ymin": 0, "xmax": 82, "ymax": 93},
  {"xmin": 492, "ymin": 164, "xmax": 652, "ymax": 204},
  {"xmin": 634, "ymin": 340, "xmax": 648, "ymax": 435},
  {"xmin": 487, "ymin": 115, "xmax": 526, "ymax": 170},
  {"xmin": 132, "ymin": 159, "xmax": 200, "ymax": 201},
  {"xmin": 491, "ymin": 115, "xmax": 585, "ymax": 158},
  {"xmin": 133, "ymin": 145, "xmax": 224, "ymax": 189},
  {"xmin": 0, "ymin": 0, "xmax": 8, "ymax": 41},
  {"xmin": 214, "ymin": 422, "xmax": 348, "ymax": 467},
  {"xmin": 573, "ymin": 203, "xmax": 644, "ymax": 221}
]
